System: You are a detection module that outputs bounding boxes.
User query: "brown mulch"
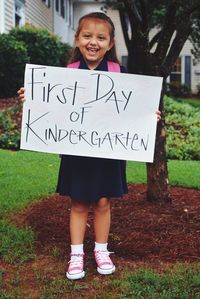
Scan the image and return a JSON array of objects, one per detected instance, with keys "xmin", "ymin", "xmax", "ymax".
[{"xmin": 12, "ymin": 184, "xmax": 200, "ymax": 264}]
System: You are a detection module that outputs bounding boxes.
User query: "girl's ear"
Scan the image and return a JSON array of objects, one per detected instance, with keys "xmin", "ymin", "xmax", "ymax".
[{"xmin": 108, "ymin": 40, "xmax": 114, "ymax": 51}]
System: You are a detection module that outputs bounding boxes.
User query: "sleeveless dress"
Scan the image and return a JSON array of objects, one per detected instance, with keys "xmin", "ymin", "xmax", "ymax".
[{"xmin": 56, "ymin": 56, "xmax": 128, "ymax": 202}]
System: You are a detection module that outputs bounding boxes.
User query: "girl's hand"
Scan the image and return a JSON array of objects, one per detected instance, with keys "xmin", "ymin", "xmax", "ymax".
[
  {"xmin": 156, "ymin": 110, "xmax": 161, "ymax": 122},
  {"xmin": 17, "ymin": 87, "xmax": 25, "ymax": 103}
]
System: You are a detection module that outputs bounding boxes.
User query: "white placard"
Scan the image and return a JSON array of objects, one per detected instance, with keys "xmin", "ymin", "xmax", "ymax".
[{"xmin": 20, "ymin": 64, "xmax": 163, "ymax": 162}]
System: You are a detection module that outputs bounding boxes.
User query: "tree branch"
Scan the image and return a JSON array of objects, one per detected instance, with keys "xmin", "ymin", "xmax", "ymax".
[
  {"xmin": 123, "ymin": 0, "xmax": 142, "ymax": 30},
  {"xmin": 161, "ymin": 22, "xmax": 191, "ymax": 77},
  {"xmin": 154, "ymin": 0, "xmax": 178, "ymax": 63},
  {"xmin": 119, "ymin": 9, "xmax": 131, "ymax": 51},
  {"xmin": 149, "ymin": 30, "xmax": 162, "ymax": 49},
  {"xmin": 139, "ymin": 0, "xmax": 149, "ymax": 31}
]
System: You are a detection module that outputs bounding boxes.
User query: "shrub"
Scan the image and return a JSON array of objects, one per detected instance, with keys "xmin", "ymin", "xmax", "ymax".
[
  {"xmin": 0, "ymin": 34, "xmax": 29, "ymax": 98},
  {"xmin": 0, "ymin": 104, "xmax": 22, "ymax": 150},
  {"xmin": 165, "ymin": 96, "xmax": 200, "ymax": 160},
  {"xmin": 166, "ymin": 83, "xmax": 191, "ymax": 98},
  {"xmin": 0, "ymin": 25, "xmax": 72, "ymax": 98},
  {"xmin": 10, "ymin": 25, "xmax": 72, "ymax": 67}
]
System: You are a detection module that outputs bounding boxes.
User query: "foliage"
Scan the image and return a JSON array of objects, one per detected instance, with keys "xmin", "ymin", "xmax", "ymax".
[
  {"xmin": 10, "ymin": 25, "xmax": 72, "ymax": 67},
  {"xmin": 0, "ymin": 26, "xmax": 72, "ymax": 98},
  {"xmin": 0, "ymin": 34, "xmax": 29, "ymax": 98},
  {"xmin": 165, "ymin": 96, "xmax": 200, "ymax": 160},
  {"xmin": 0, "ymin": 104, "xmax": 22, "ymax": 150},
  {"xmin": 166, "ymin": 83, "xmax": 191, "ymax": 98}
]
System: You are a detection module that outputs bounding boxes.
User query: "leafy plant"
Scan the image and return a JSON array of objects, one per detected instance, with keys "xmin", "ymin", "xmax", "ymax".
[
  {"xmin": 165, "ymin": 96, "xmax": 200, "ymax": 160},
  {"xmin": 10, "ymin": 25, "xmax": 72, "ymax": 67},
  {"xmin": 0, "ymin": 25, "xmax": 72, "ymax": 98},
  {"xmin": 0, "ymin": 34, "xmax": 29, "ymax": 98},
  {"xmin": 0, "ymin": 104, "xmax": 22, "ymax": 150}
]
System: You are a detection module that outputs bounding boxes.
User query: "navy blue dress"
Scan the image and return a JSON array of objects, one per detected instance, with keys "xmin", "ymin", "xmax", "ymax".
[{"xmin": 56, "ymin": 57, "xmax": 128, "ymax": 202}]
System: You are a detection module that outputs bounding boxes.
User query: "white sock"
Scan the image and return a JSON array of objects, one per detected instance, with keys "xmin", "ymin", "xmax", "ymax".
[
  {"xmin": 71, "ymin": 244, "xmax": 84, "ymax": 255},
  {"xmin": 94, "ymin": 242, "xmax": 108, "ymax": 251}
]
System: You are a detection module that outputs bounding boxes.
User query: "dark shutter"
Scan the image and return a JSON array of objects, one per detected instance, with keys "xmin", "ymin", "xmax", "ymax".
[{"xmin": 185, "ymin": 56, "xmax": 191, "ymax": 88}]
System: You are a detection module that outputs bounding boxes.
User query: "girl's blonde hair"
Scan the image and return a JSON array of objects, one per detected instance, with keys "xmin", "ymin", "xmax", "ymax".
[{"xmin": 68, "ymin": 12, "xmax": 119, "ymax": 64}]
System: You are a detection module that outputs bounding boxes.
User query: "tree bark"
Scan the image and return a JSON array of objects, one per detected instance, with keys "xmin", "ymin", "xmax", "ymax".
[{"xmin": 146, "ymin": 83, "xmax": 171, "ymax": 203}]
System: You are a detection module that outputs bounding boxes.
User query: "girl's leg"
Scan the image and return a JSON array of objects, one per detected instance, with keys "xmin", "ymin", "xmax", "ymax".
[
  {"xmin": 67, "ymin": 200, "xmax": 90, "ymax": 280},
  {"xmin": 70, "ymin": 199, "xmax": 90, "ymax": 244},
  {"xmin": 93, "ymin": 197, "xmax": 110, "ymax": 243},
  {"xmin": 93, "ymin": 197, "xmax": 115, "ymax": 275}
]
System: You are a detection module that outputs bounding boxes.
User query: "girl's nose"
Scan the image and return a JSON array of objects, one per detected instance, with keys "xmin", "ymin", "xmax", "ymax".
[{"xmin": 89, "ymin": 37, "xmax": 97, "ymax": 45}]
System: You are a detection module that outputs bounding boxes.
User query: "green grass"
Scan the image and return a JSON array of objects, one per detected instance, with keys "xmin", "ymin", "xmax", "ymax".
[
  {"xmin": 0, "ymin": 149, "xmax": 59, "ymax": 217},
  {"xmin": 121, "ymin": 264, "xmax": 200, "ymax": 299},
  {"xmin": 0, "ymin": 219, "xmax": 35, "ymax": 264},
  {"xmin": 127, "ymin": 160, "xmax": 200, "ymax": 189}
]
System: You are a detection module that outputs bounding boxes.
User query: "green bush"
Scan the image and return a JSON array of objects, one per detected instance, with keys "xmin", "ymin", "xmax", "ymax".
[
  {"xmin": 10, "ymin": 25, "xmax": 72, "ymax": 67},
  {"xmin": 0, "ymin": 34, "xmax": 29, "ymax": 98},
  {"xmin": 0, "ymin": 104, "xmax": 21, "ymax": 149},
  {"xmin": 166, "ymin": 83, "xmax": 191, "ymax": 98},
  {"xmin": 165, "ymin": 96, "xmax": 200, "ymax": 160},
  {"xmin": 0, "ymin": 25, "xmax": 72, "ymax": 98}
]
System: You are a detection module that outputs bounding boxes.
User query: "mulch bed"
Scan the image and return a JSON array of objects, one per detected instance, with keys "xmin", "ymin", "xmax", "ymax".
[{"xmin": 13, "ymin": 184, "xmax": 200, "ymax": 264}]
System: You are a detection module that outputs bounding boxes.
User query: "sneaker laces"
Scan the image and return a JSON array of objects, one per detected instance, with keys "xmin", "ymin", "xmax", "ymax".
[
  {"xmin": 68, "ymin": 254, "xmax": 84, "ymax": 270},
  {"xmin": 94, "ymin": 250, "xmax": 114, "ymax": 265}
]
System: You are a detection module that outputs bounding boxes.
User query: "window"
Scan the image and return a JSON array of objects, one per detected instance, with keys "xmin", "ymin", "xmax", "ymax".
[
  {"xmin": 56, "ymin": 0, "xmax": 59, "ymax": 12},
  {"xmin": 61, "ymin": 0, "xmax": 65, "ymax": 18},
  {"xmin": 42, "ymin": 0, "xmax": 51, "ymax": 8},
  {"xmin": 55, "ymin": 0, "xmax": 73, "ymax": 23},
  {"xmin": 170, "ymin": 57, "xmax": 182, "ymax": 87},
  {"xmin": 14, "ymin": 0, "xmax": 25, "ymax": 27}
]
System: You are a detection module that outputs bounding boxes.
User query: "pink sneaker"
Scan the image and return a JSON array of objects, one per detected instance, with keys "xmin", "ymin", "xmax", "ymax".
[
  {"xmin": 94, "ymin": 250, "xmax": 116, "ymax": 275},
  {"xmin": 66, "ymin": 254, "xmax": 85, "ymax": 280}
]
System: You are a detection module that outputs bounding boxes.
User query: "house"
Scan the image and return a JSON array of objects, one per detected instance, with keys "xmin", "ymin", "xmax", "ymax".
[{"xmin": 0, "ymin": 0, "xmax": 199, "ymax": 93}]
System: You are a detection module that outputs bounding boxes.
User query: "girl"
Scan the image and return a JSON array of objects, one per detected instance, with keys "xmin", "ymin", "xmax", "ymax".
[
  {"xmin": 18, "ymin": 12, "xmax": 161, "ymax": 281},
  {"xmin": 57, "ymin": 12, "xmax": 128, "ymax": 280}
]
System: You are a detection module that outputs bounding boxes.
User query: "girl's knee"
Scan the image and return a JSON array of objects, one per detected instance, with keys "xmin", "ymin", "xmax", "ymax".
[
  {"xmin": 94, "ymin": 197, "xmax": 110, "ymax": 213},
  {"xmin": 71, "ymin": 200, "xmax": 90, "ymax": 214}
]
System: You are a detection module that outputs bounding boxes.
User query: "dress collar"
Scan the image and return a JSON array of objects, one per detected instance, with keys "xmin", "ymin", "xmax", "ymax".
[{"xmin": 79, "ymin": 55, "xmax": 108, "ymax": 71}]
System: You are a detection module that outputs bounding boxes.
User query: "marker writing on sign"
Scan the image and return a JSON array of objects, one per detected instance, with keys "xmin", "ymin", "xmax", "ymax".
[
  {"xmin": 24, "ymin": 109, "xmax": 149, "ymax": 151},
  {"xmin": 27, "ymin": 67, "xmax": 133, "ymax": 113}
]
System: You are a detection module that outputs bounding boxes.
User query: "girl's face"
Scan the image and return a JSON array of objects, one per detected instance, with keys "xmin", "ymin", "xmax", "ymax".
[{"xmin": 75, "ymin": 18, "xmax": 114, "ymax": 69}]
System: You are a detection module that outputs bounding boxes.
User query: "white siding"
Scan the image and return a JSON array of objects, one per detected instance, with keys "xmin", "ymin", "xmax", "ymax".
[
  {"xmin": 73, "ymin": 1, "xmax": 102, "ymax": 30},
  {"xmin": 0, "ymin": 0, "xmax": 5, "ymax": 33},
  {"xmin": 54, "ymin": 0, "xmax": 75, "ymax": 44},
  {"xmin": 25, "ymin": 0, "xmax": 53, "ymax": 31},
  {"xmin": 107, "ymin": 10, "xmax": 128, "ymax": 62},
  {"xmin": 4, "ymin": 0, "xmax": 14, "ymax": 33}
]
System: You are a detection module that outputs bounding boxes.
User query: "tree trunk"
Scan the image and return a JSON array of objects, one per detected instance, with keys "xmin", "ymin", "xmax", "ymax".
[{"xmin": 146, "ymin": 84, "xmax": 171, "ymax": 203}]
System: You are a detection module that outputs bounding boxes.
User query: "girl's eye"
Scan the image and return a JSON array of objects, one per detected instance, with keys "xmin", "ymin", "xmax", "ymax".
[
  {"xmin": 83, "ymin": 35, "xmax": 91, "ymax": 38},
  {"xmin": 98, "ymin": 36, "xmax": 105, "ymax": 40}
]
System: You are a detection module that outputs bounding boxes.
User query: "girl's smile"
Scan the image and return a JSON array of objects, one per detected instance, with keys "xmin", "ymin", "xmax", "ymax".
[{"xmin": 75, "ymin": 19, "xmax": 114, "ymax": 69}]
